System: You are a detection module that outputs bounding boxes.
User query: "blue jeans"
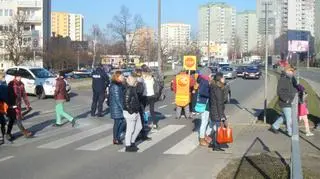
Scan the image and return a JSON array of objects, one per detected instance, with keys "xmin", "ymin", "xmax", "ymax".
[
  {"xmin": 272, "ymin": 107, "xmax": 292, "ymax": 136},
  {"xmin": 199, "ymin": 111, "xmax": 212, "ymax": 138},
  {"xmin": 113, "ymin": 118, "xmax": 126, "ymax": 141}
]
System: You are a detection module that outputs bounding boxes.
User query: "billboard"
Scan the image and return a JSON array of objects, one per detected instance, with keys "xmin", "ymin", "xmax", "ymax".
[{"xmin": 288, "ymin": 40, "xmax": 309, "ymax": 52}]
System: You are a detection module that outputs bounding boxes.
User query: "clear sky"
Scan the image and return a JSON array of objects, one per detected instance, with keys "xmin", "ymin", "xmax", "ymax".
[{"xmin": 52, "ymin": 0, "xmax": 256, "ymax": 34}]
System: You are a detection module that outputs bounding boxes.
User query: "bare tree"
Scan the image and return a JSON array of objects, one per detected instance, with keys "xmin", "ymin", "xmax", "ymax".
[
  {"xmin": 2, "ymin": 13, "xmax": 33, "ymax": 66},
  {"xmin": 107, "ymin": 5, "xmax": 144, "ymax": 62}
]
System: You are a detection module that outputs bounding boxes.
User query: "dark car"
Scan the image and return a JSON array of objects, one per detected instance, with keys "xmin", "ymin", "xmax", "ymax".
[
  {"xmin": 244, "ymin": 66, "xmax": 261, "ymax": 79},
  {"xmin": 236, "ymin": 66, "xmax": 247, "ymax": 77}
]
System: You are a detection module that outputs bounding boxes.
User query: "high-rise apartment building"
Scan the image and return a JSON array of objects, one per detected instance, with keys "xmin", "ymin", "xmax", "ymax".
[
  {"xmin": 0, "ymin": 0, "xmax": 51, "ymax": 70},
  {"xmin": 236, "ymin": 11, "xmax": 258, "ymax": 53},
  {"xmin": 198, "ymin": 2, "xmax": 236, "ymax": 47},
  {"xmin": 257, "ymin": 0, "xmax": 315, "ymax": 54},
  {"xmin": 51, "ymin": 12, "xmax": 84, "ymax": 41},
  {"xmin": 161, "ymin": 23, "xmax": 191, "ymax": 51}
]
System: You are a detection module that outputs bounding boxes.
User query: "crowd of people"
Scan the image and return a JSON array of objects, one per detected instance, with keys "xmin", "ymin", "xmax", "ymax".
[{"xmin": 0, "ymin": 63, "xmax": 316, "ymax": 153}]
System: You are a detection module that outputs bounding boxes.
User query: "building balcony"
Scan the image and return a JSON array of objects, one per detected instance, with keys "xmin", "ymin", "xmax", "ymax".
[
  {"xmin": 17, "ymin": 0, "xmax": 42, "ymax": 8},
  {"xmin": 25, "ymin": 16, "xmax": 42, "ymax": 23}
]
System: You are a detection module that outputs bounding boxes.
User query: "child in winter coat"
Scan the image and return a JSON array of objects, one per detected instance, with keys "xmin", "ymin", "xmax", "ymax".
[{"xmin": 297, "ymin": 85, "xmax": 314, "ymax": 136}]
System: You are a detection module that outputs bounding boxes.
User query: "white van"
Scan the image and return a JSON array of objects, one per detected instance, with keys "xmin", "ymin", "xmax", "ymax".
[{"xmin": 5, "ymin": 66, "xmax": 71, "ymax": 99}]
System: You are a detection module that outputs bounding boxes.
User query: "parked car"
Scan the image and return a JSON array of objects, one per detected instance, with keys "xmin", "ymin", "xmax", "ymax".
[
  {"xmin": 221, "ymin": 66, "xmax": 237, "ymax": 79},
  {"xmin": 244, "ymin": 66, "xmax": 262, "ymax": 79},
  {"xmin": 5, "ymin": 66, "xmax": 71, "ymax": 99},
  {"xmin": 236, "ymin": 66, "xmax": 247, "ymax": 77}
]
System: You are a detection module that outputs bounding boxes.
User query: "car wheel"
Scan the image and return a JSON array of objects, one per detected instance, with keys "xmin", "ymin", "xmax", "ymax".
[{"xmin": 36, "ymin": 86, "xmax": 46, "ymax": 99}]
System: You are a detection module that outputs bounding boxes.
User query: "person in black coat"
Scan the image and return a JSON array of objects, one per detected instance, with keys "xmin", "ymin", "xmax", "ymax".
[
  {"xmin": 91, "ymin": 64, "xmax": 109, "ymax": 117},
  {"xmin": 123, "ymin": 75, "xmax": 142, "ymax": 152},
  {"xmin": 209, "ymin": 72, "xmax": 227, "ymax": 151}
]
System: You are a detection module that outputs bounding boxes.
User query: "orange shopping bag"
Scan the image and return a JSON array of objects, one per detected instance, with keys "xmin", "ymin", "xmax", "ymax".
[
  {"xmin": 217, "ymin": 123, "xmax": 233, "ymax": 144},
  {"xmin": 0, "ymin": 101, "xmax": 8, "ymax": 114}
]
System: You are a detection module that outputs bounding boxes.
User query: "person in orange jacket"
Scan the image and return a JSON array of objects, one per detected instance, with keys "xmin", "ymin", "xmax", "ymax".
[{"xmin": 172, "ymin": 71, "xmax": 195, "ymax": 119}]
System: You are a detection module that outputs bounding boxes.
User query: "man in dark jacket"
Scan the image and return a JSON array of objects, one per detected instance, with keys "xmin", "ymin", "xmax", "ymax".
[
  {"xmin": 91, "ymin": 64, "xmax": 109, "ymax": 117},
  {"xmin": 270, "ymin": 66, "xmax": 297, "ymax": 136}
]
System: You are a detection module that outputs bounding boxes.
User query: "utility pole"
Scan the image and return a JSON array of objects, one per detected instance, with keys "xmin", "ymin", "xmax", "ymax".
[
  {"xmin": 207, "ymin": 5, "xmax": 211, "ymax": 64},
  {"xmin": 263, "ymin": 1, "xmax": 271, "ymax": 124},
  {"xmin": 307, "ymin": 34, "xmax": 310, "ymax": 69},
  {"xmin": 157, "ymin": 0, "xmax": 162, "ymax": 74}
]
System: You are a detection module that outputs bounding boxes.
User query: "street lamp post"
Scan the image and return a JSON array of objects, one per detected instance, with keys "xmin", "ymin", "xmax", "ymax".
[
  {"xmin": 264, "ymin": 2, "xmax": 269, "ymax": 124},
  {"xmin": 207, "ymin": 5, "xmax": 211, "ymax": 63},
  {"xmin": 157, "ymin": 0, "xmax": 162, "ymax": 74}
]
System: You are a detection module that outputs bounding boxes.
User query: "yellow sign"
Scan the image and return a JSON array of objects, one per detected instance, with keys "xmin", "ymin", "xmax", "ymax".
[{"xmin": 183, "ymin": 56, "xmax": 197, "ymax": 71}]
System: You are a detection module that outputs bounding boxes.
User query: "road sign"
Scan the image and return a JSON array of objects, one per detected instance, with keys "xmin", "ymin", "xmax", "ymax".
[{"xmin": 183, "ymin": 56, "xmax": 197, "ymax": 71}]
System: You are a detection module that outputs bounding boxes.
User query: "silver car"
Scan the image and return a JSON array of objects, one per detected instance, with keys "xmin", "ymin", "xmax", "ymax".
[{"xmin": 221, "ymin": 67, "xmax": 237, "ymax": 79}]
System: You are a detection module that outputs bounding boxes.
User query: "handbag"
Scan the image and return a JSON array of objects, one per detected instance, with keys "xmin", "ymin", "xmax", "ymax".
[
  {"xmin": 194, "ymin": 94, "xmax": 208, "ymax": 113},
  {"xmin": 0, "ymin": 101, "xmax": 8, "ymax": 114},
  {"xmin": 217, "ymin": 122, "xmax": 233, "ymax": 144}
]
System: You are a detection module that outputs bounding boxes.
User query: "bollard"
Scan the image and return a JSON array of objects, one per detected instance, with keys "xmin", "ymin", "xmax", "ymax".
[{"xmin": 291, "ymin": 94, "xmax": 303, "ymax": 179}]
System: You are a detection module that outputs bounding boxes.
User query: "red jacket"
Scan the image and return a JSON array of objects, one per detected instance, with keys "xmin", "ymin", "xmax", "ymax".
[
  {"xmin": 54, "ymin": 78, "xmax": 67, "ymax": 100},
  {"xmin": 7, "ymin": 79, "xmax": 30, "ymax": 109}
]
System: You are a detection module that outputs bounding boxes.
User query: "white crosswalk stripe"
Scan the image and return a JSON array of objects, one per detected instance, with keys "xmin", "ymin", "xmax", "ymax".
[
  {"xmin": 119, "ymin": 125, "xmax": 185, "ymax": 153},
  {"xmin": 76, "ymin": 135, "xmax": 113, "ymax": 151},
  {"xmin": 163, "ymin": 132, "xmax": 198, "ymax": 155},
  {"xmin": 2, "ymin": 122, "xmax": 205, "ymax": 155},
  {"xmin": 0, "ymin": 156, "xmax": 14, "ymax": 163},
  {"xmin": 8, "ymin": 122, "xmax": 91, "ymax": 147},
  {"xmin": 38, "ymin": 124, "xmax": 112, "ymax": 149}
]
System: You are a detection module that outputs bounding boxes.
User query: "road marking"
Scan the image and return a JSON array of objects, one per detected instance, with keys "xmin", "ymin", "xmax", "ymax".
[
  {"xmin": 0, "ymin": 156, "xmax": 14, "ymax": 163},
  {"xmin": 119, "ymin": 125, "xmax": 185, "ymax": 153},
  {"xmin": 9, "ymin": 122, "xmax": 91, "ymax": 147},
  {"xmin": 38, "ymin": 124, "xmax": 112, "ymax": 149},
  {"xmin": 158, "ymin": 105, "xmax": 168, "ymax": 109},
  {"xmin": 76, "ymin": 135, "xmax": 113, "ymax": 151},
  {"xmin": 163, "ymin": 132, "xmax": 198, "ymax": 155},
  {"xmin": 165, "ymin": 114, "xmax": 172, "ymax": 118}
]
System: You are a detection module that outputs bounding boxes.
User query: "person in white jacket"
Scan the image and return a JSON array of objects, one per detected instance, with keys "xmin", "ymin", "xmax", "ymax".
[{"xmin": 142, "ymin": 71, "xmax": 158, "ymax": 129}]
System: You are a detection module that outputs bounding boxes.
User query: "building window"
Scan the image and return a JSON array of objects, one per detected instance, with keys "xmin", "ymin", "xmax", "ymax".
[
  {"xmin": 4, "ymin": 9, "xmax": 8, "ymax": 16},
  {"xmin": 0, "ymin": 9, "xmax": 3, "ymax": 16},
  {"xmin": 9, "ymin": 9, "xmax": 13, "ymax": 16}
]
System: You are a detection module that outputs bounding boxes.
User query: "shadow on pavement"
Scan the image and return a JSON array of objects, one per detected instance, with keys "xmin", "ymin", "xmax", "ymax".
[
  {"xmin": 256, "ymin": 108, "xmax": 280, "ymax": 125},
  {"xmin": 69, "ymin": 92, "xmax": 78, "ymax": 98},
  {"xmin": 308, "ymin": 114, "xmax": 320, "ymax": 127},
  {"xmin": 299, "ymin": 133, "xmax": 320, "ymax": 151},
  {"xmin": 13, "ymin": 119, "xmax": 55, "ymax": 139}
]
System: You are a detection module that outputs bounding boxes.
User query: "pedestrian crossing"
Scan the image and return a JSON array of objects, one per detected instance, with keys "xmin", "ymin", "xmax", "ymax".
[{"xmin": 2, "ymin": 123, "xmax": 204, "ymax": 156}]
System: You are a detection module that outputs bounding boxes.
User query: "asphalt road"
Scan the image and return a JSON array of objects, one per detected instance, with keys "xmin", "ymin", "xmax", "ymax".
[
  {"xmin": 299, "ymin": 68, "xmax": 320, "ymax": 83},
  {"xmin": 0, "ymin": 77, "xmax": 264, "ymax": 179}
]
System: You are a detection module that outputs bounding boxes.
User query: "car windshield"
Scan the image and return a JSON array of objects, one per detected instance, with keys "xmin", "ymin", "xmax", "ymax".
[
  {"xmin": 30, "ymin": 68, "xmax": 55, "ymax": 78},
  {"xmin": 222, "ymin": 67, "xmax": 233, "ymax": 71},
  {"xmin": 247, "ymin": 66, "xmax": 259, "ymax": 70}
]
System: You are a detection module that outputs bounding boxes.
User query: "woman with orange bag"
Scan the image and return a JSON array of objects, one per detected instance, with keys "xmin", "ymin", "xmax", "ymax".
[
  {"xmin": 209, "ymin": 72, "xmax": 228, "ymax": 151},
  {"xmin": 0, "ymin": 83, "xmax": 8, "ymax": 144}
]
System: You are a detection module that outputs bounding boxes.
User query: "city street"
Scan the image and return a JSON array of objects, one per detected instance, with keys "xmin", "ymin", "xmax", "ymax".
[{"xmin": 0, "ymin": 77, "xmax": 264, "ymax": 179}]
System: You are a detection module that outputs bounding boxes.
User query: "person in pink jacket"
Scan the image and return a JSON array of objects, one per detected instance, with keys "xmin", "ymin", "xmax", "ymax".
[{"xmin": 297, "ymin": 85, "xmax": 314, "ymax": 136}]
